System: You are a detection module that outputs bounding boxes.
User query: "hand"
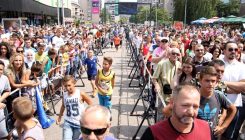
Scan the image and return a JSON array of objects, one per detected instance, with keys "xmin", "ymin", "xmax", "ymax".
[
  {"xmin": 214, "ymin": 125, "xmax": 226, "ymax": 136},
  {"xmin": 154, "ymin": 83, "xmax": 161, "ymax": 93},
  {"xmin": 0, "ymin": 103, "xmax": 6, "ymax": 109},
  {"xmin": 56, "ymin": 117, "xmax": 62, "ymax": 125}
]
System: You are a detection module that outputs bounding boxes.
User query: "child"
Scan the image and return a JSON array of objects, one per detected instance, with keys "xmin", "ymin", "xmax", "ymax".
[
  {"xmin": 13, "ymin": 97, "xmax": 44, "ymax": 140},
  {"xmin": 95, "ymin": 57, "xmax": 115, "ymax": 110},
  {"xmin": 59, "ymin": 45, "xmax": 69, "ymax": 75},
  {"xmin": 83, "ymin": 50, "xmax": 98, "ymax": 97},
  {"xmin": 56, "ymin": 75, "xmax": 93, "ymax": 140},
  {"xmin": 113, "ymin": 34, "xmax": 121, "ymax": 51}
]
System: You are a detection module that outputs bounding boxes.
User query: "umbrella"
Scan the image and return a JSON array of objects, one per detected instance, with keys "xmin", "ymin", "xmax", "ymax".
[
  {"xmin": 191, "ymin": 17, "xmax": 207, "ymax": 24},
  {"xmin": 203, "ymin": 17, "xmax": 220, "ymax": 24},
  {"xmin": 215, "ymin": 15, "xmax": 245, "ymax": 24}
]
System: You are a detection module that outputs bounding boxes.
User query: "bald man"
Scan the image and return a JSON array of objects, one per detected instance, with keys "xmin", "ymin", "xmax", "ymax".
[{"xmin": 79, "ymin": 105, "xmax": 116, "ymax": 140}]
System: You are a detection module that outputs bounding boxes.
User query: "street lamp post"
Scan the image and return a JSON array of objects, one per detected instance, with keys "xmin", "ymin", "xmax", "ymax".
[
  {"xmin": 62, "ymin": 0, "xmax": 65, "ymax": 26},
  {"xmin": 184, "ymin": 0, "xmax": 187, "ymax": 27},
  {"xmin": 57, "ymin": 0, "xmax": 60, "ymax": 25}
]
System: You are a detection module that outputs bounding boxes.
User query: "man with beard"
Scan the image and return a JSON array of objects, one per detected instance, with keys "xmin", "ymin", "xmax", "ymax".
[
  {"xmin": 220, "ymin": 41, "xmax": 245, "ymax": 140},
  {"xmin": 141, "ymin": 84, "xmax": 212, "ymax": 140},
  {"xmin": 197, "ymin": 66, "xmax": 236, "ymax": 139}
]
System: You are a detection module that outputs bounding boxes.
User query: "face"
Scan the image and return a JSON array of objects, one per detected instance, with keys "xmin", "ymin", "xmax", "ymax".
[
  {"xmin": 200, "ymin": 75, "xmax": 217, "ymax": 93},
  {"xmin": 171, "ymin": 88, "xmax": 200, "ymax": 125},
  {"xmin": 88, "ymin": 50, "xmax": 93, "ymax": 58},
  {"xmin": 102, "ymin": 61, "xmax": 111, "ymax": 71},
  {"xmin": 224, "ymin": 43, "xmax": 238, "ymax": 60},
  {"xmin": 25, "ymin": 40, "xmax": 32, "ymax": 47},
  {"xmin": 81, "ymin": 112, "xmax": 109, "ymax": 140},
  {"xmin": 160, "ymin": 40, "xmax": 168, "ymax": 48},
  {"xmin": 38, "ymin": 46, "xmax": 45, "ymax": 54},
  {"xmin": 194, "ymin": 45, "xmax": 204, "ymax": 58},
  {"xmin": 182, "ymin": 63, "xmax": 193, "ymax": 75},
  {"xmin": 213, "ymin": 64, "xmax": 224, "ymax": 82},
  {"xmin": 64, "ymin": 80, "xmax": 75, "ymax": 94},
  {"xmin": 26, "ymin": 52, "xmax": 33, "ymax": 61},
  {"xmin": 0, "ymin": 45, "xmax": 8, "ymax": 55},
  {"xmin": 213, "ymin": 48, "xmax": 220, "ymax": 58},
  {"xmin": 13, "ymin": 55, "xmax": 23, "ymax": 69},
  {"xmin": 0, "ymin": 64, "xmax": 4, "ymax": 76},
  {"xmin": 169, "ymin": 51, "xmax": 180, "ymax": 62}
]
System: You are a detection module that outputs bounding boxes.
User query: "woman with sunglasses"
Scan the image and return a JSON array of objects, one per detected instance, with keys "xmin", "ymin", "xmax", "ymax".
[{"xmin": 0, "ymin": 42, "xmax": 11, "ymax": 69}]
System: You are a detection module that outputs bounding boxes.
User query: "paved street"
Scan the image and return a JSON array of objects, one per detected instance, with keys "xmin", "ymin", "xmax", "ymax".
[{"xmin": 44, "ymin": 45, "xmax": 150, "ymax": 140}]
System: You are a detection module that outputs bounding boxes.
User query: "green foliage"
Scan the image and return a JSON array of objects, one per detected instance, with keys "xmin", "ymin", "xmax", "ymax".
[
  {"xmin": 129, "ymin": 6, "xmax": 170, "ymax": 24},
  {"xmin": 216, "ymin": 0, "xmax": 240, "ymax": 17}
]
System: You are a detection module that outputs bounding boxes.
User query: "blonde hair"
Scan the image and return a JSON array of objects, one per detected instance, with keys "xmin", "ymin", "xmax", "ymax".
[
  {"xmin": 7, "ymin": 53, "xmax": 26, "ymax": 79},
  {"xmin": 12, "ymin": 97, "xmax": 34, "ymax": 121}
]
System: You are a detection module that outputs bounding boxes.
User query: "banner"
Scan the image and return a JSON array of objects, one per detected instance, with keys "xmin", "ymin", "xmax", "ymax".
[{"xmin": 92, "ymin": 0, "xmax": 100, "ymax": 14}]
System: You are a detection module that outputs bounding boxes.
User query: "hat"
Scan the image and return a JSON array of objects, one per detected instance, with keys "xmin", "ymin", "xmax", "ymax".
[{"xmin": 161, "ymin": 37, "xmax": 169, "ymax": 42}]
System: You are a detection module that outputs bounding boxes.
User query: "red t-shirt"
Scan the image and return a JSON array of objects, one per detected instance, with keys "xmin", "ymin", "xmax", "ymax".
[{"xmin": 149, "ymin": 118, "xmax": 211, "ymax": 140}]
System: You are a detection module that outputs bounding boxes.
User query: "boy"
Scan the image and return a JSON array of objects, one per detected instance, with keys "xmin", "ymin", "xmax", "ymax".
[
  {"xmin": 197, "ymin": 66, "xmax": 236, "ymax": 139},
  {"xmin": 83, "ymin": 50, "xmax": 98, "ymax": 98},
  {"xmin": 35, "ymin": 42, "xmax": 48, "ymax": 70},
  {"xmin": 13, "ymin": 97, "xmax": 44, "ymax": 140},
  {"xmin": 95, "ymin": 57, "xmax": 115, "ymax": 110},
  {"xmin": 56, "ymin": 75, "xmax": 93, "ymax": 140},
  {"xmin": 113, "ymin": 34, "xmax": 121, "ymax": 51}
]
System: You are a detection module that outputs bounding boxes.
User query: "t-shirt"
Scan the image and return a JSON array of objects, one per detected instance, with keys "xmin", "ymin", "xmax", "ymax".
[
  {"xmin": 141, "ymin": 118, "xmax": 211, "ymax": 140},
  {"xmin": 21, "ymin": 118, "xmax": 44, "ymax": 140},
  {"xmin": 0, "ymin": 74, "xmax": 11, "ymax": 95},
  {"xmin": 97, "ymin": 69, "xmax": 115, "ymax": 96},
  {"xmin": 84, "ymin": 57, "xmax": 98, "ymax": 75},
  {"xmin": 35, "ymin": 53, "xmax": 48, "ymax": 64},
  {"xmin": 198, "ymin": 90, "xmax": 232, "ymax": 130}
]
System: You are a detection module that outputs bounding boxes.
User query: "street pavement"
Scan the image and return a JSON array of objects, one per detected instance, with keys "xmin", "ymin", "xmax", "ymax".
[{"xmin": 44, "ymin": 45, "xmax": 150, "ymax": 140}]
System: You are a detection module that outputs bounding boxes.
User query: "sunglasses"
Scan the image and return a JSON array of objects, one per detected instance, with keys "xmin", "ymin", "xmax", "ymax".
[
  {"xmin": 228, "ymin": 48, "xmax": 238, "ymax": 52},
  {"xmin": 161, "ymin": 40, "xmax": 168, "ymax": 43},
  {"xmin": 195, "ymin": 49, "xmax": 204, "ymax": 52},
  {"xmin": 172, "ymin": 52, "xmax": 180, "ymax": 56},
  {"xmin": 80, "ymin": 126, "xmax": 107, "ymax": 136},
  {"xmin": 17, "ymin": 50, "xmax": 24, "ymax": 53}
]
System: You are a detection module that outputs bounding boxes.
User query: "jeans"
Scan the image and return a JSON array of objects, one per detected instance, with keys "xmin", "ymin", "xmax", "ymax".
[
  {"xmin": 98, "ymin": 94, "xmax": 112, "ymax": 109},
  {"xmin": 223, "ymin": 102, "xmax": 245, "ymax": 140},
  {"xmin": 63, "ymin": 120, "xmax": 81, "ymax": 140}
]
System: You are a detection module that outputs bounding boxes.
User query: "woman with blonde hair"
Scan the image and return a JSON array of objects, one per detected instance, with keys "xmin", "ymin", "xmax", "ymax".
[{"xmin": 5, "ymin": 53, "xmax": 38, "ymax": 112}]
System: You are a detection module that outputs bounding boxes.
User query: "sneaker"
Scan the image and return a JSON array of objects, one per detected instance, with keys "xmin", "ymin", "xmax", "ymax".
[
  {"xmin": 240, "ymin": 133, "xmax": 245, "ymax": 140},
  {"xmin": 45, "ymin": 110, "xmax": 54, "ymax": 116}
]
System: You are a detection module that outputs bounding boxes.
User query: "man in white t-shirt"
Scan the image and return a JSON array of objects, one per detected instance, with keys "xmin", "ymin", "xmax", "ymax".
[
  {"xmin": 222, "ymin": 41, "xmax": 245, "ymax": 140},
  {"xmin": 52, "ymin": 28, "xmax": 65, "ymax": 51}
]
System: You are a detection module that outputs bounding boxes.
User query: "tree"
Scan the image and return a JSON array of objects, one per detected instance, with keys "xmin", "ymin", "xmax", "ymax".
[
  {"xmin": 100, "ymin": 8, "xmax": 112, "ymax": 23},
  {"xmin": 216, "ymin": 0, "xmax": 240, "ymax": 17},
  {"xmin": 173, "ymin": 0, "xmax": 220, "ymax": 24}
]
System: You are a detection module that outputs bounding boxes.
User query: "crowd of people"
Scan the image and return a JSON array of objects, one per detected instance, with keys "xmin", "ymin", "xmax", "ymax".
[{"xmin": 0, "ymin": 22, "xmax": 245, "ymax": 140}]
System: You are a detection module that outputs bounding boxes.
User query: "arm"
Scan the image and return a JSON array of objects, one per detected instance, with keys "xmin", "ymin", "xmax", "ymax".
[
  {"xmin": 225, "ymin": 81, "xmax": 245, "ymax": 94},
  {"xmin": 56, "ymin": 98, "xmax": 65, "ymax": 125},
  {"xmin": 214, "ymin": 104, "xmax": 236, "ymax": 136},
  {"xmin": 151, "ymin": 55, "xmax": 164, "ymax": 64},
  {"xmin": 7, "ymin": 74, "xmax": 32, "ymax": 89},
  {"xmin": 81, "ymin": 91, "xmax": 93, "ymax": 105},
  {"xmin": 111, "ymin": 73, "xmax": 115, "ymax": 89}
]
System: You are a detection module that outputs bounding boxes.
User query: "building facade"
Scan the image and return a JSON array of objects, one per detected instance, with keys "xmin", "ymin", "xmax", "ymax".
[{"xmin": 0, "ymin": 0, "xmax": 72, "ymax": 25}]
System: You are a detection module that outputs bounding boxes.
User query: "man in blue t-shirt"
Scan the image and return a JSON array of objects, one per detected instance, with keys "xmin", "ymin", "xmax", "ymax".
[{"xmin": 83, "ymin": 50, "xmax": 98, "ymax": 98}]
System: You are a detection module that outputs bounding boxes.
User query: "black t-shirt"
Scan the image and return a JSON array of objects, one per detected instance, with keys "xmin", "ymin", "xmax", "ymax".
[{"xmin": 198, "ymin": 90, "xmax": 232, "ymax": 130}]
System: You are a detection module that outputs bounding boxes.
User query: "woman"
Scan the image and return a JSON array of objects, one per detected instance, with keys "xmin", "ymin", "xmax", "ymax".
[
  {"xmin": 210, "ymin": 45, "xmax": 222, "ymax": 60},
  {"xmin": 0, "ymin": 42, "xmax": 11, "ymax": 69},
  {"xmin": 171, "ymin": 57, "xmax": 197, "ymax": 88},
  {"xmin": 185, "ymin": 40, "xmax": 197, "ymax": 58},
  {"xmin": 5, "ymin": 53, "xmax": 38, "ymax": 112}
]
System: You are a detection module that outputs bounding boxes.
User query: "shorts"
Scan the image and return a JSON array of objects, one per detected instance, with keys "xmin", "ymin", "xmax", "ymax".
[
  {"xmin": 87, "ymin": 74, "xmax": 96, "ymax": 81},
  {"xmin": 98, "ymin": 94, "xmax": 112, "ymax": 109}
]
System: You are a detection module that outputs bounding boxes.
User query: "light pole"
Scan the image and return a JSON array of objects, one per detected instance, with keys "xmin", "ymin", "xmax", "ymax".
[
  {"xmin": 57, "ymin": 0, "xmax": 60, "ymax": 25},
  {"xmin": 62, "ymin": 0, "xmax": 65, "ymax": 26},
  {"xmin": 184, "ymin": 0, "xmax": 187, "ymax": 27}
]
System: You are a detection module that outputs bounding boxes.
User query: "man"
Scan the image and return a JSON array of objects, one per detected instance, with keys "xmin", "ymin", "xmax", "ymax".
[
  {"xmin": 141, "ymin": 84, "xmax": 212, "ymax": 140},
  {"xmin": 79, "ymin": 105, "xmax": 116, "ymax": 140},
  {"xmin": 153, "ymin": 48, "xmax": 181, "ymax": 103},
  {"xmin": 0, "ymin": 60, "xmax": 11, "ymax": 139},
  {"xmin": 52, "ymin": 28, "xmax": 65, "ymax": 52},
  {"xmin": 197, "ymin": 66, "xmax": 236, "ymax": 138},
  {"xmin": 221, "ymin": 41, "xmax": 245, "ymax": 140},
  {"xmin": 192, "ymin": 44, "xmax": 209, "ymax": 73}
]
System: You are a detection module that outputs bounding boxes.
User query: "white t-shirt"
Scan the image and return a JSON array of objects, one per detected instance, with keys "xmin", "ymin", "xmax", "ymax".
[
  {"xmin": 204, "ymin": 52, "xmax": 213, "ymax": 61},
  {"xmin": 52, "ymin": 36, "xmax": 65, "ymax": 51},
  {"xmin": 222, "ymin": 59, "xmax": 245, "ymax": 106}
]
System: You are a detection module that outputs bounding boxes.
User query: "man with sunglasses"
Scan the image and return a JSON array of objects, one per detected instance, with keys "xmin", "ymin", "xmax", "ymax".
[
  {"xmin": 193, "ymin": 44, "xmax": 209, "ymax": 73},
  {"xmin": 221, "ymin": 41, "xmax": 245, "ymax": 140},
  {"xmin": 79, "ymin": 105, "xmax": 116, "ymax": 140}
]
